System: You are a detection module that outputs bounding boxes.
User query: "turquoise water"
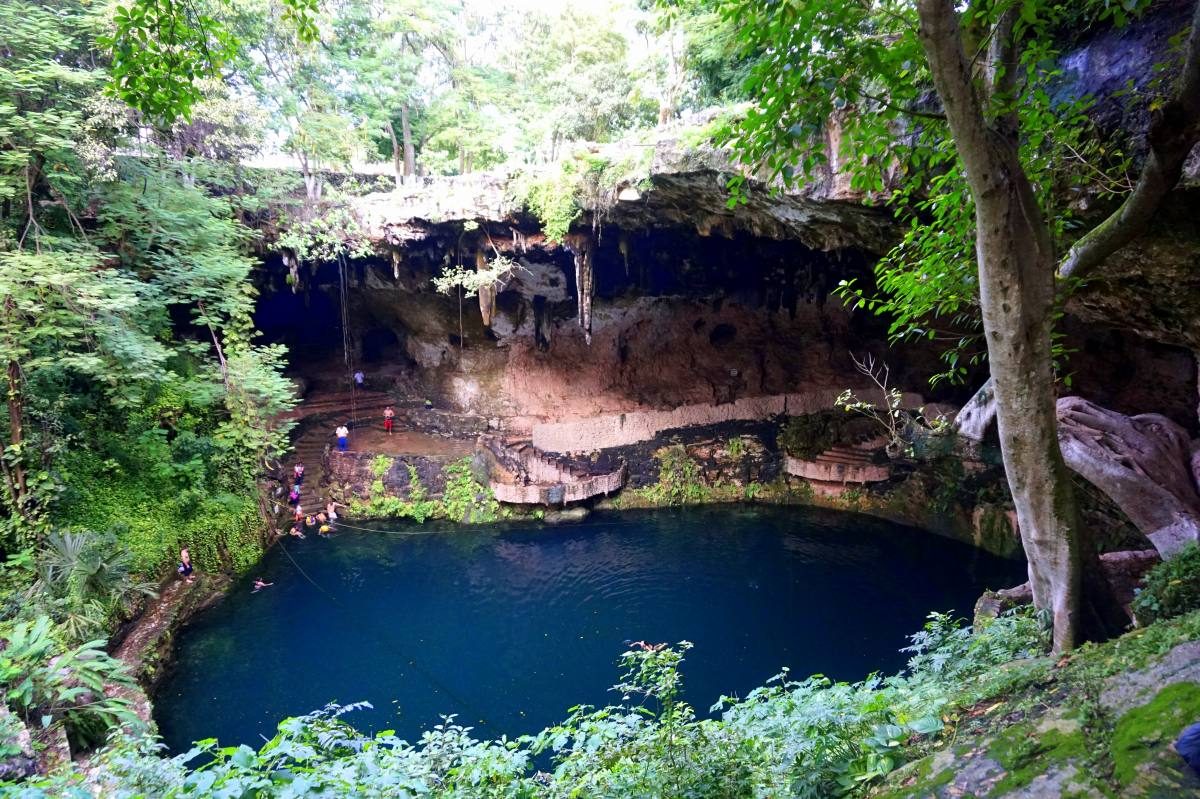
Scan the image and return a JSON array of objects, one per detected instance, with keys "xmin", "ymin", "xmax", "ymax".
[{"xmin": 154, "ymin": 506, "xmax": 1023, "ymax": 752}]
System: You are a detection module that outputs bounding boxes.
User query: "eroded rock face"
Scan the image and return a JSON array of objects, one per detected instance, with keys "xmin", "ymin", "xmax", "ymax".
[
  {"xmin": 350, "ymin": 118, "xmax": 896, "ymax": 254},
  {"xmin": 1068, "ymin": 190, "xmax": 1200, "ymax": 353},
  {"xmin": 1057, "ymin": 396, "xmax": 1200, "ymax": 557}
]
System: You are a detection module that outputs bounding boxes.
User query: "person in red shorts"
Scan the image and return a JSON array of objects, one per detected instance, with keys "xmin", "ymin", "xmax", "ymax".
[{"xmin": 383, "ymin": 405, "xmax": 395, "ymax": 435}]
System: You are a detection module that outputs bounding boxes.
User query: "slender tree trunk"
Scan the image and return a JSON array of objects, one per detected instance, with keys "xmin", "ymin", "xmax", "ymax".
[
  {"xmin": 917, "ymin": 0, "xmax": 1123, "ymax": 651},
  {"xmin": 387, "ymin": 120, "xmax": 402, "ymax": 189},
  {"xmin": 400, "ymin": 104, "xmax": 415, "ymax": 177},
  {"xmin": 5, "ymin": 358, "xmax": 26, "ymax": 512}
]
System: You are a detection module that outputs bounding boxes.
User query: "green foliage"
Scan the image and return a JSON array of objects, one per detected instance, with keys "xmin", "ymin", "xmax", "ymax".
[
  {"xmin": 369, "ymin": 455, "xmax": 393, "ymax": 480},
  {"xmin": 13, "ymin": 607, "xmax": 1063, "ymax": 797},
  {"xmin": 26, "ymin": 531, "xmax": 156, "ymax": 644},
  {"xmin": 103, "ymin": 0, "xmax": 240, "ymax": 124},
  {"xmin": 351, "ymin": 461, "xmax": 439, "ymax": 524},
  {"xmin": 102, "ymin": 0, "xmax": 318, "ymax": 123},
  {"xmin": 1131, "ymin": 543, "xmax": 1200, "ymax": 625},
  {"xmin": 638, "ymin": 445, "xmax": 712, "ymax": 506},
  {"xmin": 433, "ymin": 253, "xmax": 522, "ymax": 298},
  {"xmin": 59, "ymin": 471, "xmax": 265, "ymax": 577},
  {"xmin": 722, "ymin": 0, "xmax": 1148, "ymax": 386},
  {"xmin": 439, "ymin": 457, "xmax": 498, "ymax": 524},
  {"xmin": 273, "ymin": 202, "xmax": 372, "ymax": 266},
  {"xmin": 350, "ymin": 459, "xmax": 493, "ymax": 525},
  {"xmin": 780, "ymin": 412, "xmax": 859, "ymax": 460},
  {"xmin": 0, "ymin": 616, "xmax": 141, "ymax": 749},
  {"xmin": 511, "ymin": 162, "xmax": 584, "ymax": 243}
]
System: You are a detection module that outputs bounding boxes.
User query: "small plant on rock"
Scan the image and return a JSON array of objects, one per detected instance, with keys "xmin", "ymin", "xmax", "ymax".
[
  {"xmin": 1132, "ymin": 543, "xmax": 1200, "ymax": 625},
  {"xmin": 640, "ymin": 445, "xmax": 710, "ymax": 506},
  {"xmin": 836, "ymin": 353, "xmax": 950, "ymax": 458}
]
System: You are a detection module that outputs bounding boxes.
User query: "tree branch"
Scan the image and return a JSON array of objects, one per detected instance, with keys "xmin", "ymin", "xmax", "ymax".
[
  {"xmin": 916, "ymin": 0, "xmax": 995, "ymax": 193},
  {"xmin": 985, "ymin": 3, "xmax": 1020, "ymax": 137},
  {"xmin": 1058, "ymin": 0, "xmax": 1200, "ymax": 281}
]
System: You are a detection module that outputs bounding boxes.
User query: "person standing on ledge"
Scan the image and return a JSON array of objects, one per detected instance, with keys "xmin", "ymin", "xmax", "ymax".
[
  {"xmin": 335, "ymin": 423, "xmax": 350, "ymax": 452},
  {"xmin": 383, "ymin": 405, "xmax": 395, "ymax": 436},
  {"xmin": 177, "ymin": 548, "xmax": 194, "ymax": 583},
  {"xmin": 353, "ymin": 369, "xmax": 364, "ymax": 388}
]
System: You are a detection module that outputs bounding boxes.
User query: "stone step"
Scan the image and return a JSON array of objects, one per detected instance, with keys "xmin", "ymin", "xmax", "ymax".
[
  {"xmin": 785, "ymin": 451, "xmax": 890, "ymax": 484},
  {"xmin": 490, "ymin": 464, "xmax": 627, "ymax": 505},
  {"xmin": 813, "ymin": 449, "xmax": 875, "ymax": 466},
  {"xmin": 480, "ymin": 433, "xmax": 626, "ymax": 505}
]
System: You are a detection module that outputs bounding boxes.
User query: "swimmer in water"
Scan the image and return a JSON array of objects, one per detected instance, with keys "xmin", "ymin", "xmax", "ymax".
[
  {"xmin": 629, "ymin": 640, "xmax": 666, "ymax": 652},
  {"xmin": 252, "ymin": 578, "xmax": 273, "ymax": 592}
]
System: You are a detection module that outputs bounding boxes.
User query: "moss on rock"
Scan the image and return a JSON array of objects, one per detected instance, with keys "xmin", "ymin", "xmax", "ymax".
[{"xmin": 1111, "ymin": 681, "xmax": 1200, "ymax": 787}]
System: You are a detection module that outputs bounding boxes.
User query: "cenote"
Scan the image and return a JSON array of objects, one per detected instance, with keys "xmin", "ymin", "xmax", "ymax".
[{"xmin": 155, "ymin": 506, "xmax": 1024, "ymax": 753}]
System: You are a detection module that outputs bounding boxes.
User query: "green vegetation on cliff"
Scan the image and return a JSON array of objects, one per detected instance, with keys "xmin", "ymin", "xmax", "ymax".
[{"xmin": 349, "ymin": 457, "xmax": 499, "ymax": 525}]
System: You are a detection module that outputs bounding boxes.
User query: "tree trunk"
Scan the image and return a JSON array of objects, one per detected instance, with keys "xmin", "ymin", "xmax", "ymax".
[
  {"xmin": 5, "ymin": 358, "xmax": 27, "ymax": 513},
  {"xmin": 400, "ymin": 105, "xmax": 415, "ymax": 177},
  {"xmin": 387, "ymin": 120, "xmax": 402, "ymax": 190},
  {"xmin": 299, "ymin": 152, "xmax": 321, "ymax": 202},
  {"xmin": 917, "ymin": 0, "xmax": 1123, "ymax": 651}
]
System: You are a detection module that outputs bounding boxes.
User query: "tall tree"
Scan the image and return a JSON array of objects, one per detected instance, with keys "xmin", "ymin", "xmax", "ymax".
[
  {"xmin": 330, "ymin": 0, "xmax": 453, "ymax": 184},
  {"xmin": 724, "ymin": 0, "xmax": 1200, "ymax": 651}
]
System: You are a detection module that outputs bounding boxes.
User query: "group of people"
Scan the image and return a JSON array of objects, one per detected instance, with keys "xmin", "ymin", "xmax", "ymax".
[
  {"xmin": 177, "ymin": 389, "xmax": 409, "ymax": 597},
  {"xmin": 334, "ymin": 405, "xmax": 397, "ymax": 453},
  {"xmin": 285, "ymin": 462, "xmax": 342, "ymax": 538}
]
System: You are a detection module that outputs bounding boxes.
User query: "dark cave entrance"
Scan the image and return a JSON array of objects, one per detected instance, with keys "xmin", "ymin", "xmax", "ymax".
[{"xmin": 362, "ymin": 326, "xmax": 402, "ymax": 363}]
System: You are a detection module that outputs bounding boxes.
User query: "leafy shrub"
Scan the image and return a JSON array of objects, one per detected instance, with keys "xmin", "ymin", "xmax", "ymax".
[
  {"xmin": 57, "ymin": 451, "xmax": 266, "ymax": 577},
  {"xmin": 28, "ymin": 530, "xmax": 157, "ymax": 644},
  {"xmin": 1132, "ymin": 543, "xmax": 1200, "ymax": 625},
  {"xmin": 8, "ymin": 607, "xmax": 1063, "ymax": 798},
  {"xmin": 638, "ymin": 445, "xmax": 711, "ymax": 506},
  {"xmin": 903, "ymin": 608, "xmax": 1049, "ymax": 684},
  {"xmin": 0, "ymin": 616, "xmax": 141, "ymax": 751},
  {"xmin": 440, "ymin": 457, "xmax": 498, "ymax": 524},
  {"xmin": 350, "ymin": 460, "xmax": 493, "ymax": 524},
  {"xmin": 369, "ymin": 455, "xmax": 393, "ymax": 480},
  {"xmin": 779, "ymin": 412, "xmax": 846, "ymax": 460}
]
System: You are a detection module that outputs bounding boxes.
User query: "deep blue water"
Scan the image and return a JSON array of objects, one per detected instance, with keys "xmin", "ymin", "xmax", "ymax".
[{"xmin": 154, "ymin": 506, "xmax": 1024, "ymax": 753}]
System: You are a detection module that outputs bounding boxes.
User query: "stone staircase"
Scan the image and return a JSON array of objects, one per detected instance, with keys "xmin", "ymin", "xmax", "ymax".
[
  {"xmin": 282, "ymin": 388, "xmax": 394, "ymax": 422},
  {"xmin": 785, "ymin": 444, "xmax": 891, "ymax": 488},
  {"xmin": 480, "ymin": 435, "xmax": 626, "ymax": 505}
]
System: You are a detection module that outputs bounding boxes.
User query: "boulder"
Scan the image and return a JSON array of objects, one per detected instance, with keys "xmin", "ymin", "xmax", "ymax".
[{"xmin": 544, "ymin": 507, "xmax": 590, "ymax": 525}]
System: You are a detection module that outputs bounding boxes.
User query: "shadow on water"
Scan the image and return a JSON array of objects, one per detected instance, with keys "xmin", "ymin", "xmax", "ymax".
[{"xmin": 154, "ymin": 505, "xmax": 1025, "ymax": 753}]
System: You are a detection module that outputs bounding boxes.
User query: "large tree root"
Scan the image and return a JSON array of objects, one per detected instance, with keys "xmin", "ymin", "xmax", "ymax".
[{"xmin": 1057, "ymin": 396, "xmax": 1200, "ymax": 558}]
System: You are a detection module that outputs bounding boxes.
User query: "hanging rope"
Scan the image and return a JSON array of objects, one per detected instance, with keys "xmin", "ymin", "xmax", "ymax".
[{"xmin": 338, "ymin": 253, "xmax": 359, "ymax": 427}]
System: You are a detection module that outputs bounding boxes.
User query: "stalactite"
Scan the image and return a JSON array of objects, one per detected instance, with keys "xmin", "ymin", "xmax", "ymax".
[
  {"xmin": 565, "ymin": 232, "xmax": 594, "ymax": 345},
  {"xmin": 476, "ymin": 248, "xmax": 496, "ymax": 328},
  {"xmin": 511, "ymin": 226, "xmax": 527, "ymax": 254},
  {"xmin": 618, "ymin": 232, "xmax": 630, "ymax": 277},
  {"xmin": 532, "ymin": 295, "xmax": 551, "ymax": 352},
  {"xmin": 283, "ymin": 250, "xmax": 300, "ymax": 294},
  {"xmin": 391, "ymin": 248, "xmax": 402, "ymax": 280}
]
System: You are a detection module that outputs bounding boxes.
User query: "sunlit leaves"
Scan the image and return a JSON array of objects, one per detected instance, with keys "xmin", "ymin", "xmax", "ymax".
[
  {"xmin": 101, "ymin": 0, "xmax": 320, "ymax": 124},
  {"xmin": 102, "ymin": 0, "xmax": 239, "ymax": 124}
]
